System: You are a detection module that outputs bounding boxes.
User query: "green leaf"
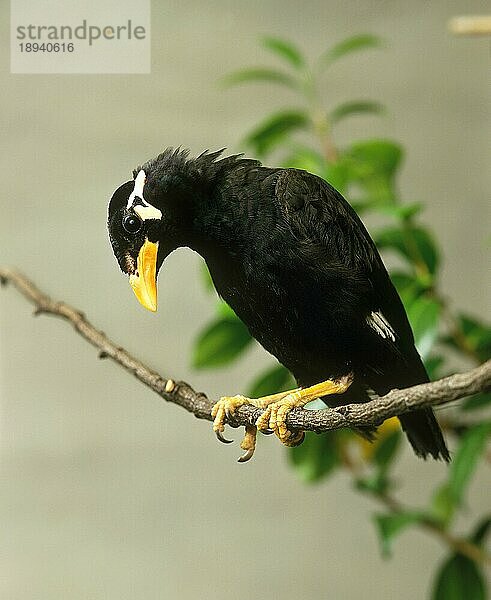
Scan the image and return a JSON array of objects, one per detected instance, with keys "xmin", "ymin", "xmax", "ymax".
[
  {"xmin": 244, "ymin": 110, "xmax": 309, "ymax": 157},
  {"xmin": 407, "ymin": 227, "xmax": 440, "ymax": 276},
  {"xmin": 222, "ymin": 68, "xmax": 298, "ymax": 90},
  {"xmin": 406, "ymin": 296, "xmax": 441, "ymax": 359},
  {"xmin": 352, "ymin": 201, "xmax": 423, "ymax": 222},
  {"xmin": 288, "ymin": 432, "xmax": 339, "ymax": 483},
  {"xmin": 471, "ymin": 516, "xmax": 491, "ymax": 546},
  {"xmin": 448, "ymin": 421, "xmax": 491, "ymax": 507},
  {"xmin": 323, "ymin": 161, "xmax": 352, "ymax": 192},
  {"xmin": 282, "ymin": 150, "xmax": 353, "ymax": 193},
  {"xmin": 216, "ymin": 301, "xmax": 237, "ymax": 319},
  {"xmin": 390, "ymin": 271, "xmax": 428, "ymax": 305},
  {"xmin": 347, "ymin": 139, "xmax": 402, "ymax": 181},
  {"xmin": 375, "ymin": 225, "xmax": 440, "ymax": 277},
  {"xmin": 345, "ymin": 139, "xmax": 403, "ymax": 202},
  {"xmin": 355, "ymin": 472, "xmax": 390, "ymax": 495},
  {"xmin": 443, "ymin": 314, "xmax": 491, "ymax": 363},
  {"xmin": 432, "ymin": 554, "xmax": 487, "ymax": 600},
  {"xmin": 373, "ymin": 429, "xmax": 401, "ymax": 472},
  {"xmin": 457, "ymin": 315, "xmax": 491, "ymax": 349},
  {"xmin": 192, "ymin": 317, "xmax": 253, "ymax": 368},
  {"xmin": 321, "ymin": 34, "xmax": 384, "ymax": 68},
  {"xmin": 424, "ymin": 355, "xmax": 446, "ymax": 380},
  {"xmin": 431, "ymin": 483, "xmax": 456, "ymax": 528},
  {"xmin": 462, "ymin": 391, "xmax": 491, "ymax": 411},
  {"xmin": 372, "ymin": 202, "xmax": 423, "ymax": 221},
  {"xmin": 330, "ymin": 100, "xmax": 386, "ymax": 124},
  {"xmin": 261, "ymin": 36, "xmax": 305, "ymax": 69},
  {"xmin": 373, "ymin": 511, "xmax": 424, "ymax": 557},
  {"xmin": 282, "ymin": 147, "xmax": 327, "ymax": 177},
  {"xmin": 200, "ymin": 261, "xmax": 214, "ymax": 292},
  {"xmin": 247, "ymin": 364, "xmax": 295, "ymax": 398}
]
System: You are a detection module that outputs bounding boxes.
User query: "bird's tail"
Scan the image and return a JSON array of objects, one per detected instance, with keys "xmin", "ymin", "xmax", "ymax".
[{"xmin": 399, "ymin": 408, "xmax": 450, "ymax": 461}]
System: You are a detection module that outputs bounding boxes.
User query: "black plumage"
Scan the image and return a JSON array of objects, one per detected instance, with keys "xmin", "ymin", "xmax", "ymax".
[{"xmin": 108, "ymin": 148, "xmax": 449, "ymax": 461}]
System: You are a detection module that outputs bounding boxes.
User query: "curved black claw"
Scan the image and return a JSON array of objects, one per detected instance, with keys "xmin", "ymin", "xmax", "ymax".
[
  {"xmin": 237, "ymin": 448, "xmax": 254, "ymax": 463},
  {"xmin": 215, "ymin": 430, "xmax": 233, "ymax": 444},
  {"xmin": 289, "ymin": 431, "xmax": 305, "ymax": 447},
  {"xmin": 260, "ymin": 428, "xmax": 274, "ymax": 436}
]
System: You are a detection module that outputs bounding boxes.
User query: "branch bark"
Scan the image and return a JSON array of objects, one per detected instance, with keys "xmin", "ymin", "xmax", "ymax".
[{"xmin": 1, "ymin": 268, "xmax": 490, "ymax": 435}]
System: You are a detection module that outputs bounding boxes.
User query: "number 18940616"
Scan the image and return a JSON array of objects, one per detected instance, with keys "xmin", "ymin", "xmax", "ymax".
[{"xmin": 19, "ymin": 42, "xmax": 74, "ymax": 52}]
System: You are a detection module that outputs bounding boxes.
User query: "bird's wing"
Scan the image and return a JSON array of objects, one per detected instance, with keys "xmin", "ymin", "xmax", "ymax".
[
  {"xmin": 273, "ymin": 169, "xmax": 448, "ymax": 460},
  {"xmin": 274, "ymin": 168, "xmax": 380, "ymax": 273},
  {"xmin": 273, "ymin": 168, "xmax": 421, "ymax": 373}
]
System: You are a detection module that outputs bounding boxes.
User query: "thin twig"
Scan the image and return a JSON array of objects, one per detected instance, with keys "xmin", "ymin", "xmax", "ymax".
[
  {"xmin": 341, "ymin": 450, "xmax": 491, "ymax": 566},
  {"xmin": 449, "ymin": 15, "xmax": 491, "ymax": 36},
  {"xmin": 1, "ymin": 268, "xmax": 490, "ymax": 436},
  {"xmin": 377, "ymin": 493, "xmax": 491, "ymax": 567},
  {"xmin": 440, "ymin": 298, "xmax": 482, "ymax": 364},
  {"xmin": 423, "ymin": 519, "xmax": 491, "ymax": 566}
]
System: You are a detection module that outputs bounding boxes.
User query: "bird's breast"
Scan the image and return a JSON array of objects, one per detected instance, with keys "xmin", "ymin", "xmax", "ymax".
[{"xmin": 207, "ymin": 253, "xmax": 355, "ymax": 380}]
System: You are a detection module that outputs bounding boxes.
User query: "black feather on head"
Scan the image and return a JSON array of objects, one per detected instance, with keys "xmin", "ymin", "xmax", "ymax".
[{"xmin": 136, "ymin": 146, "xmax": 260, "ymax": 191}]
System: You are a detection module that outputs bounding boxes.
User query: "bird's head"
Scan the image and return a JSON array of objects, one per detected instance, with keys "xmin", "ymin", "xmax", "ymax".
[
  {"xmin": 108, "ymin": 147, "xmax": 258, "ymax": 311},
  {"xmin": 107, "ymin": 151, "xmax": 200, "ymax": 312}
]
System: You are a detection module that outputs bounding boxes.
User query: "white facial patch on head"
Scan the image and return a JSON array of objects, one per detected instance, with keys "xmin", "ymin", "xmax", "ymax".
[
  {"xmin": 134, "ymin": 204, "xmax": 162, "ymax": 221},
  {"xmin": 367, "ymin": 311, "xmax": 396, "ymax": 342},
  {"xmin": 126, "ymin": 169, "xmax": 162, "ymax": 221}
]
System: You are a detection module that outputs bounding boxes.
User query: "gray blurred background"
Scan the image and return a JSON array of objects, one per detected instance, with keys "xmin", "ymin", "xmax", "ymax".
[{"xmin": 1, "ymin": 1, "xmax": 490, "ymax": 598}]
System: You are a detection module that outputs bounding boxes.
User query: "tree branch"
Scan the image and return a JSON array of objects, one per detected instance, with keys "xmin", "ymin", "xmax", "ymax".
[{"xmin": 1, "ymin": 268, "xmax": 490, "ymax": 435}]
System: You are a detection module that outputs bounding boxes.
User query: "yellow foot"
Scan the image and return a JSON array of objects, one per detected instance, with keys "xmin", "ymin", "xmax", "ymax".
[
  {"xmin": 238, "ymin": 425, "xmax": 257, "ymax": 463},
  {"xmin": 256, "ymin": 374, "xmax": 353, "ymax": 445},
  {"xmin": 211, "ymin": 390, "xmax": 292, "ymax": 461},
  {"xmin": 211, "ymin": 395, "xmax": 257, "ymax": 461},
  {"xmin": 211, "ymin": 394, "xmax": 250, "ymax": 438},
  {"xmin": 210, "ymin": 374, "xmax": 353, "ymax": 461},
  {"xmin": 256, "ymin": 395, "xmax": 306, "ymax": 444}
]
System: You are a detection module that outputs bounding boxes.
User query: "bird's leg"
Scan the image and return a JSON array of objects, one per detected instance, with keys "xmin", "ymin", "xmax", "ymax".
[
  {"xmin": 211, "ymin": 374, "xmax": 353, "ymax": 459},
  {"xmin": 256, "ymin": 374, "xmax": 353, "ymax": 445},
  {"xmin": 211, "ymin": 388, "xmax": 302, "ymax": 461}
]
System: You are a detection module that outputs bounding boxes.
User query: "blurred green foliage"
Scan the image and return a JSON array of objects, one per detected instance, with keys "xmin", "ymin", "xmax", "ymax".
[{"xmin": 192, "ymin": 34, "xmax": 491, "ymax": 597}]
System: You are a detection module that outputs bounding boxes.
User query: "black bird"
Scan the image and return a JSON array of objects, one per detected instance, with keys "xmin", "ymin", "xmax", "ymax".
[{"xmin": 107, "ymin": 148, "xmax": 449, "ymax": 462}]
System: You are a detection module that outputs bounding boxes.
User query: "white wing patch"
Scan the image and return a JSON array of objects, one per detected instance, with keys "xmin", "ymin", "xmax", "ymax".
[
  {"xmin": 367, "ymin": 311, "xmax": 396, "ymax": 342},
  {"xmin": 126, "ymin": 169, "xmax": 162, "ymax": 220}
]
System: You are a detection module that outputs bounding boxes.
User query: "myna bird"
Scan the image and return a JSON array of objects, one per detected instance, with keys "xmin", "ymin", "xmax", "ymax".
[{"xmin": 107, "ymin": 148, "xmax": 450, "ymax": 463}]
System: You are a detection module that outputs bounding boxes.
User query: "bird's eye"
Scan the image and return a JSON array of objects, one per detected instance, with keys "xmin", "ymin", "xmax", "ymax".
[{"xmin": 122, "ymin": 213, "xmax": 143, "ymax": 235}]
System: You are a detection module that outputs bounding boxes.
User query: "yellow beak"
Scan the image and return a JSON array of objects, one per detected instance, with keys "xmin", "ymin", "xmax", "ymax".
[{"xmin": 129, "ymin": 239, "xmax": 159, "ymax": 312}]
